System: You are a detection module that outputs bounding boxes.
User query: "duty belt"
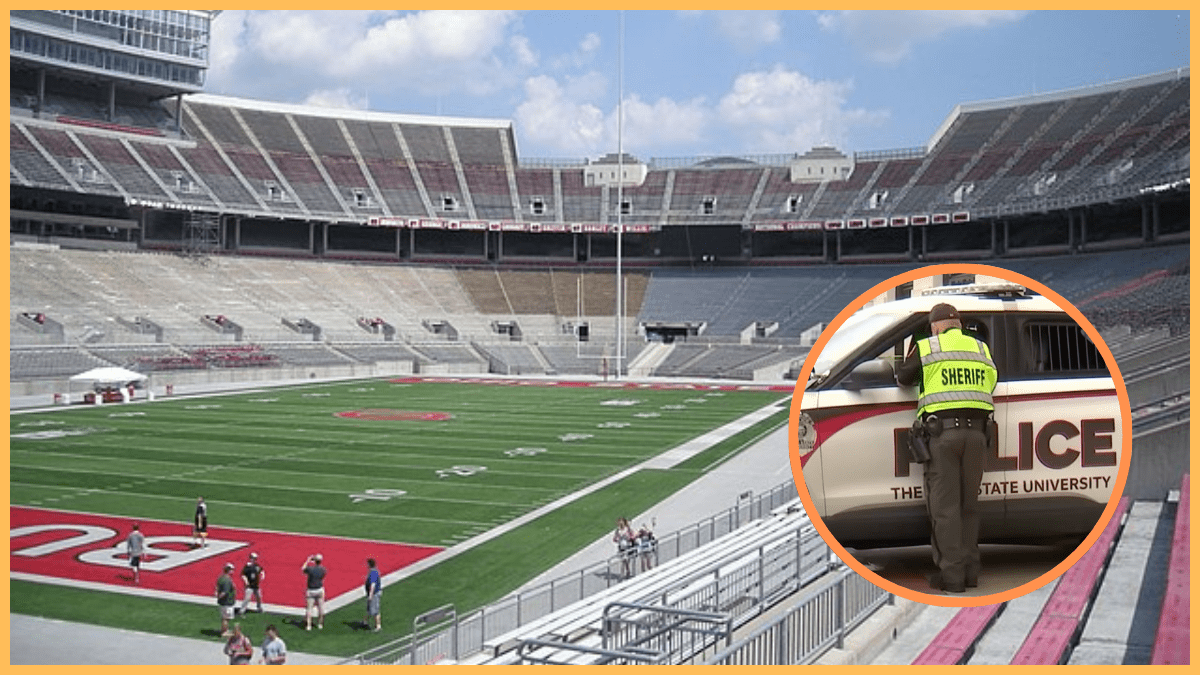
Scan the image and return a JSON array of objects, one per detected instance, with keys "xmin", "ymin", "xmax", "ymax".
[{"xmin": 926, "ymin": 413, "xmax": 989, "ymax": 431}]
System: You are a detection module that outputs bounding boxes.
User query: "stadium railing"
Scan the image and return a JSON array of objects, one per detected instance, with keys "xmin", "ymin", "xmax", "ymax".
[
  {"xmin": 704, "ymin": 565, "xmax": 893, "ymax": 665},
  {"xmin": 482, "ymin": 514, "xmax": 822, "ymax": 664},
  {"xmin": 341, "ymin": 479, "xmax": 798, "ymax": 665}
]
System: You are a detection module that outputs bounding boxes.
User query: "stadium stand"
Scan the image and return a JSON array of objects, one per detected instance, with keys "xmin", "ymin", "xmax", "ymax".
[
  {"xmin": 11, "ymin": 244, "xmax": 1189, "ymax": 392},
  {"xmin": 1150, "ymin": 475, "xmax": 1190, "ymax": 665},
  {"xmin": 11, "ymin": 346, "xmax": 112, "ymax": 379}
]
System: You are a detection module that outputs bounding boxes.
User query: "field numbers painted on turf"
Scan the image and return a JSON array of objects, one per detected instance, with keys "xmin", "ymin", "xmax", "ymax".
[
  {"xmin": 634, "ymin": 412, "xmax": 661, "ymax": 418},
  {"xmin": 597, "ymin": 422, "xmax": 630, "ymax": 429},
  {"xmin": 79, "ymin": 537, "xmax": 243, "ymax": 571},
  {"xmin": 12, "ymin": 427, "xmax": 108, "ymax": 440},
  {"xmin": 558, "ymin": 433, "xmax": 594, "ymax": 442},
  {"xmin": 505, "ymin": 447, "xmax": 547, "ymax": 457},
  {"xmin": 437, "ymin": 465, "xmax": 487, "ymax": 478},
  {"xmin": 11, "ymin": 524, "xmax": 116, "ymax": 557},
  {"xmin": 661, "ymin": 404, "xmax": 686, "ymax": 410},
  {"xmin": 350, "ymin": 488, "xmax": 408, "ymax": 503}
]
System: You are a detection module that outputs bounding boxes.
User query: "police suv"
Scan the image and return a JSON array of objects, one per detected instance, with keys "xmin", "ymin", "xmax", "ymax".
[{"xmin": 795, "ymin": 283, "xmax": 1122, "ymax": 548}]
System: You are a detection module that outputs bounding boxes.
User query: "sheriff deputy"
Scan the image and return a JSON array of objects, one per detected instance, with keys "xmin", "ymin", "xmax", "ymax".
[{"xmin": 897, "ymin": 302, "xmax": 998, "ymax": 594}]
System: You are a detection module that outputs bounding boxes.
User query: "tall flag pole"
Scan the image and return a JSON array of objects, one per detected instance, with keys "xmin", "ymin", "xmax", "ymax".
[{"xmin": 615, "ymin": 10, "xmax": 625, "ymax": 380}]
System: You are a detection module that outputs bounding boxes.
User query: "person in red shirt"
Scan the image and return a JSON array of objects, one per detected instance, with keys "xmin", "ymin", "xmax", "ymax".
[{"xmin": 223, "ymin": 623, "xmax": 253, "ymax": 665}]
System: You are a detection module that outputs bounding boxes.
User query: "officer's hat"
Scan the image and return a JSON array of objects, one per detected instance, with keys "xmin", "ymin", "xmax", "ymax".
[{"xmin": 929, "ymin": 303, "xmax": 960, "ymax": 322}]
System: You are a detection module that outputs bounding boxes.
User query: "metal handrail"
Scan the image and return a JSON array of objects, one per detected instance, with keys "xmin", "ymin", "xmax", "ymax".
[
  {"xmin": 704, "ymin": 567, "xmax": 893, "ymax": 665},
  {"xmin": 339, "ymin": 480, "xmax": 799, "ymax": 664}
]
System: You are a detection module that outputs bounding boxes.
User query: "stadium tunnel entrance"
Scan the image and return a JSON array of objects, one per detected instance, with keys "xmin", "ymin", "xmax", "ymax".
[{"xmin": 643, "ymin": 321, "xmax": 705, "ymax": 343}]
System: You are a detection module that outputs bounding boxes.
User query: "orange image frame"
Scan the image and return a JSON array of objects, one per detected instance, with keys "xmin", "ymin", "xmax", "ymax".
[{"xmin": 787, "ymin": 263, "xmax": 1134, "ymax": 608}]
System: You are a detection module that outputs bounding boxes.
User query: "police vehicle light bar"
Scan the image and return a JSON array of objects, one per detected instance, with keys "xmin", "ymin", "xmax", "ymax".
[{"xmin": 921, "ymin": 282, "xmax": 1028, "ymax": 297}]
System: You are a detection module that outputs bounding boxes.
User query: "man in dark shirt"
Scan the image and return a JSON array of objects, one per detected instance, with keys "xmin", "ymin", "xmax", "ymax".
[
  {"xmin": 193, "ymin": 496, "xmax": 208, "ymax": 548},
  {"xmin": 216, "ymin": 562, "xmax": 237, "ymax": 636},
  {"xmin": 301, "ymin": 554, "xmax": 327, "ymax": 630},
  {"xmin": 239, "ymin": 552, "xmax": 265, "ymax": 615}
]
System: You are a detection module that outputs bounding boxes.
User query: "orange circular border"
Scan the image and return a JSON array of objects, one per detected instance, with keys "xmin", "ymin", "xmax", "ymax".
[{"xmin": 787, "ymin": 263, "xmax": 1133, "ymax": 608}]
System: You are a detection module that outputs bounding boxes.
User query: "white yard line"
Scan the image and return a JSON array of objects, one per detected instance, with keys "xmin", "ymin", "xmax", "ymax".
[
  {"xmin": 377, "ymin": 397, "xmax": 790, "ymax": 588},
  {"xmin": 10, "ymin": 393, "xmax": 790, "ymax": 617}
]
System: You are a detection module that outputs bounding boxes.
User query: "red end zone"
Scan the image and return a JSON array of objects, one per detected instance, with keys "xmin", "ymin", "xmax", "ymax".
[{"xmin": 10, "ymin": 506, "xmax": 442, "ymax": 610}]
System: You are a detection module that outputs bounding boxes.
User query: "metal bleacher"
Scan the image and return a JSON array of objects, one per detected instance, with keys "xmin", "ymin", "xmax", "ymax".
[{"xmin": 345, "ymin": 489, "xmax": 837, "ymax": 666}]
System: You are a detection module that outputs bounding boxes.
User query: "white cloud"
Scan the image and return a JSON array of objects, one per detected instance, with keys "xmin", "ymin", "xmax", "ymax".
[
  {"xmin": 716, "ymin": 66, "xmax": 885, "ymax": 152},
  {"xmin": 619, "ymin": 95, "xmax": 710, "ymax": 152},
  {"xmin": 715, "ymin": 11, "xmax": 782, "ymax": 49},
  {"xmin": 580, "ymin": 32, "xmax": 602, "ymax": 53},
  {"xmin": 515, "ymin": 72, "xmax": 709, "ymax": 157},
  {"xmin": 205, "ymin": 10, "xmax": 525, "ymax": 100},
  {"xmin": 514, "ymin": 66, "xmax": 882, "ymax": 158},
  {"xmin": 550, "ymin": 31, "xmax": 604, "ymax": 71},
  {"xmin": 511, "ymin": 35, "xmax": 538, "ymax": 68},
  {"xmin": 515, "ymin": 75, "xmax": 606, "ymax": 155},
  {"xmin": 818, "ymin": 10, "xmax": 1026, "ymax": 63},
  {"xmin": 302, "ymin": 88, "xmax": 370, "ymax": 110},
  {"xmin": 205, "ymin": 10, "xmax": 247, "ymax": 87}
]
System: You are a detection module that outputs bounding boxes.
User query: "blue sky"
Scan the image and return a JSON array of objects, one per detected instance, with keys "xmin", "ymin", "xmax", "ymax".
[{"xmin": 205, "ymin": 10, "xmax": 1189, "ymax": 161}]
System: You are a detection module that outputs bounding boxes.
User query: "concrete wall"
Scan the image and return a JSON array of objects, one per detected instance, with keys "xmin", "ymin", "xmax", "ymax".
[
  {"xmin": 1125, "ymin": 420, "xmax": 1190, "ymax": 500},
  {"xmin": 414, "ymin": 361, "xmax": 487, "ymax": 375},
  {"xmin": 13, "ymin": 360, "xmax": 417, "ymax": 398}
]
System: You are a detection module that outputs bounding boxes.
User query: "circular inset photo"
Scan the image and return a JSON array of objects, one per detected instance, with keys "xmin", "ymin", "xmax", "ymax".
[{"xmin": 788, "ymin": 264, "xmax": 1131, "ymax": 607}]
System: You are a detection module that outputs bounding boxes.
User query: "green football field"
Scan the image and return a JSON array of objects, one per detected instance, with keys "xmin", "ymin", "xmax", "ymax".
[{"xmin": 10, "ymin": 377, "xmax": 789, "ymax": 655}]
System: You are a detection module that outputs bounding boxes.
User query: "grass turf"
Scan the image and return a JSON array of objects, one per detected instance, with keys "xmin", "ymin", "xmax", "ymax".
[{"xmin": 10, "ymin": 378, "xmax": 789, "ymax": 656}]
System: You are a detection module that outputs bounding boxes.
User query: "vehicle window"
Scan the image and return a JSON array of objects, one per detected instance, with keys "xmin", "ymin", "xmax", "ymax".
[
  {"xmin": 810, "ymin": 312, "xmax": 905, "ymax": 376},
  {"xmin": 900, "ymin": 316, "xmax": 991, "ymax": 362},
  {"xmin": 819, "ymin": 311, "xmax": 1001, "ymax": 390},
  {"xmin": 1020, "ymin": 322, "xmax": 1107, "ymax": 376}
]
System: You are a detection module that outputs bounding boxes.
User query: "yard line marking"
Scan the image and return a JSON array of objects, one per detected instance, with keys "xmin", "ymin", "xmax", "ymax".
[
  {"xmin": 375, "ymin": 398, "xmax": 790, "ymax": 588},
  {"xmin": 8, "ymin": 483, "xmax": 492, "ymax": 528},
  {"xmin": 9, "ymin": 469, "xmax": 532, "ymax": 509}
]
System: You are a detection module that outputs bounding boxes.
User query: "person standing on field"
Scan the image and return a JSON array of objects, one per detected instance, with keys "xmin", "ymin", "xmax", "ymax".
[
  {"xmin": 193, "ymin": 496, "xmax": 208, "ymax": 548},
  {"xmin": 216, "ymin": 562, "xmax": 237, "ymax": 636},
  {"xmin": 364, "ymin": 558, "xmax": 382, "ymax": 632},
  {"xmin": 301, "ymin": 554, "xmax": 327, "ymax": 631},
  {"xmin": 125, "ymin": 523, "xmax": 145, "ymax": 584},
  {"xmin": 239, "ymin": 552, "xmax": 265, "ymax": 615}
]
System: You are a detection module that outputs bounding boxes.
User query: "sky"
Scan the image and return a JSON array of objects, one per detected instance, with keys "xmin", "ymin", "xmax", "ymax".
[{"xmin": 204, "ymin": 10, "xmax": 1190, "ymax": 162}]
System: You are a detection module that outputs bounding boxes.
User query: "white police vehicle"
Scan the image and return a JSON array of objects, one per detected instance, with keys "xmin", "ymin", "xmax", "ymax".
[{"xmin": 796, "ymin": 283, "xmax": 1122, "ymax": 548}]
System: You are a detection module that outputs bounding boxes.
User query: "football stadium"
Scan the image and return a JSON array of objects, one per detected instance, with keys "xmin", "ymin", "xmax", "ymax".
[{"xmin": 9, "ymin": 10, "xmax": 1190, "ymax": 665}]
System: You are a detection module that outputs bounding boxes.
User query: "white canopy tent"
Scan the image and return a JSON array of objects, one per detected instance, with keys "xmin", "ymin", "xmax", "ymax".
[{"xmin": 67, "ymin": 366, "xmax": 149, "ymax": 404}]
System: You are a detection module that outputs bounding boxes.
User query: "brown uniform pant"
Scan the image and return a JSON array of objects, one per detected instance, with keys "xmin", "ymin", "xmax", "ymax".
[{"xmin": 923, "ymin": 426, "xmax": 986, "ymax": 586}]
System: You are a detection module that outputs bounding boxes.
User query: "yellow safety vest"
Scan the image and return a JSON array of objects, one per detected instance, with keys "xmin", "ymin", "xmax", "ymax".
[{"xmin": 916, "ymin": 328, "xmax": 997, "ymax": 418}]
